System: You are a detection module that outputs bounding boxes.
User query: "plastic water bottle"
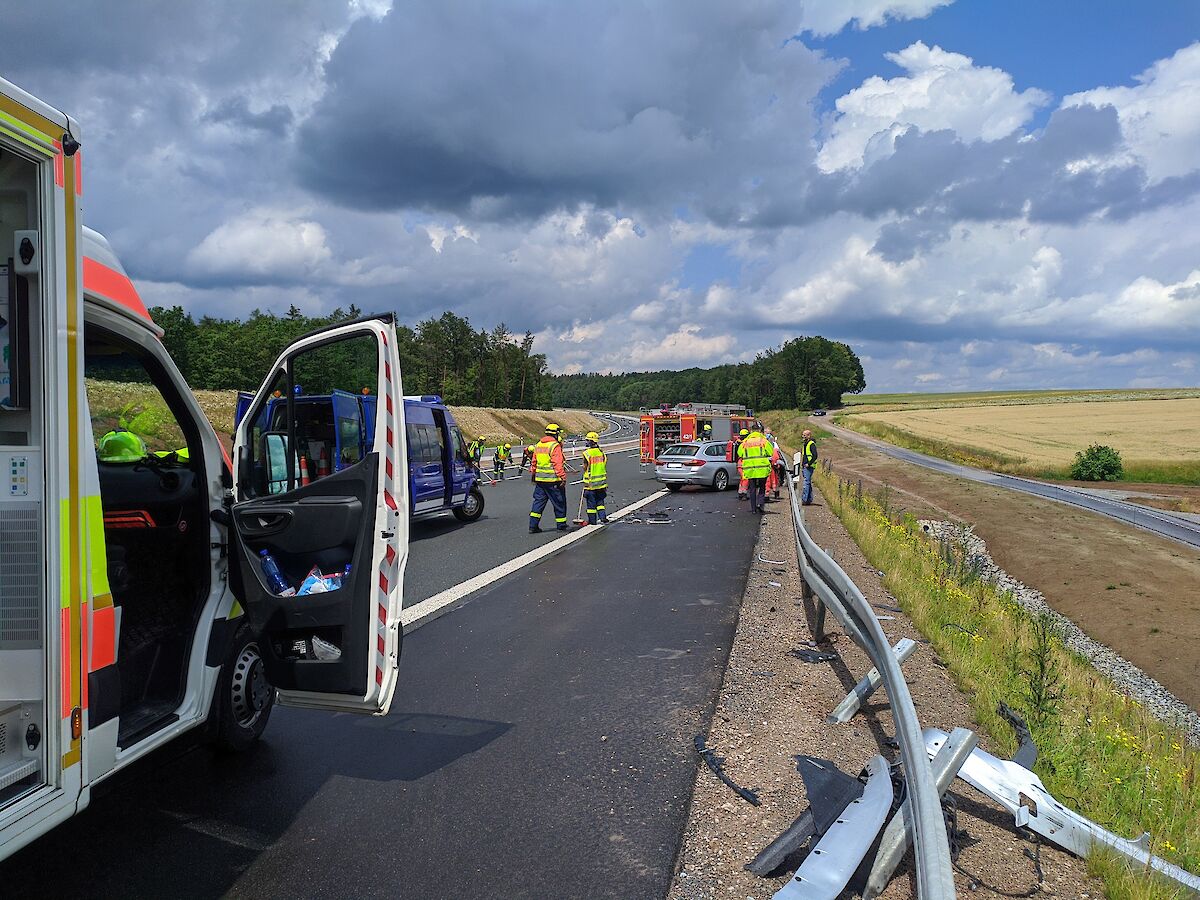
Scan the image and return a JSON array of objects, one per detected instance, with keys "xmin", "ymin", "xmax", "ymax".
[{"xmin": 259, "ymin": 549, "xmax": 294, "ymax": 596}]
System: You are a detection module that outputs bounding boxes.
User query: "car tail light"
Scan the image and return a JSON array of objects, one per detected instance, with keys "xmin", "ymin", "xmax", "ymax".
[{"xmin": 684, "ymin": 459, "xmax": 706, "ymax": 467}]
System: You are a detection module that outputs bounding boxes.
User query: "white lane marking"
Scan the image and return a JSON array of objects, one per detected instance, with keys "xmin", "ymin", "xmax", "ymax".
[{"xmin": 401, "ymin": 489, "xmax": 669, "ymax": 633}]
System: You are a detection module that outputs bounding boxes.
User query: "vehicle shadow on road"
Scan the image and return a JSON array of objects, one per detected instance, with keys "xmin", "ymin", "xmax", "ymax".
[{"xmin": 0, "ymin": 712, "xmax": 511, "ymax": 899}]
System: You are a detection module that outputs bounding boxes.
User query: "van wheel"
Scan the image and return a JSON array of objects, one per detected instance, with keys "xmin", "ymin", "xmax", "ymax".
[
  {"xmin": 453, "ymin": 486, "xmax": 485, "ymax": 522},
  {"xmin": 212, "ymin": 623, "xmax": 273, "ymax": 752},
  {"xmin": 712, "ymin": 470, "xmax": 729, "ymax": 491}
]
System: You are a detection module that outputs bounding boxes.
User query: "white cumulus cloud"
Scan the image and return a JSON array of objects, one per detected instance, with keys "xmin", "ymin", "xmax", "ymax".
[
  {"xmin": 799, "ymin": 0, "xmax": 954, "ymax": 36},
  {"xmin": 1063, "ymin": 41, "xmax": 1200, "ymax": 181},
  {"xmin": 188, "ymin": 209, "xmax": 332, "ymax": 280},
  {"xmin": 818, "ymin": 41, "xmax": 1050, "ymax": 172}
]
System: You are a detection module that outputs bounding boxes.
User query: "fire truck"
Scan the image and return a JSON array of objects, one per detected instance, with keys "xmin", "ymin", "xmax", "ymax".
[{"xmin": 638, "ymin": 402, "xmax": 756, "ymax": 462}]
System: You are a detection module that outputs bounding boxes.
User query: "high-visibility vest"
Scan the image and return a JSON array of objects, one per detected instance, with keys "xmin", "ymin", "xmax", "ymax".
[
  {"xmin": 533, "ymin": 438, "xmax": 562, "ymax": 482},
  {"xmin": 496, "ymin": 445, "xmax": 510, "ymax": 461},
  {"xmin": 802, "ymin": 439, "xmax": 818, "ymax": 466},
  {"xmin": 582, "ymin": 446, "xmax": 607, "ymax": 489},
  {"xmin": 738, "ymin": 433, "xmax": 772, "ymax": 478}
]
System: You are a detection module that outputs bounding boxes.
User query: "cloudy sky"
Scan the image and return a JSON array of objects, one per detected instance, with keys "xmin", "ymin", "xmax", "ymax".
[{"xmin": 7, "ymin": 0, "xmax": 1200, "ymax": 390}]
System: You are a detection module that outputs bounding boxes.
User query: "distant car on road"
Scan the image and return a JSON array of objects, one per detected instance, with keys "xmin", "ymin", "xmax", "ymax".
[
  {"xmin": 654, "ymin": 440, "xmax": 739, "ymax": 492},
  {"xmin": 812, "ymin": 409, "xmax": 827, "ymax": 416}
]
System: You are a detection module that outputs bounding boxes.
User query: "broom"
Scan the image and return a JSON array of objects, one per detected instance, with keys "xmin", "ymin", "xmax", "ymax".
[{"xmin": 572, "ymin": 488, "xmax": 587, "ymax": 526}]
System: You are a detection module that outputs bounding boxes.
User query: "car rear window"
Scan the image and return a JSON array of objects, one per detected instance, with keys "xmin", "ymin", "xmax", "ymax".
[{"xmin": 660, "ymin": 445, "xmax": 698, "ymax": 457}]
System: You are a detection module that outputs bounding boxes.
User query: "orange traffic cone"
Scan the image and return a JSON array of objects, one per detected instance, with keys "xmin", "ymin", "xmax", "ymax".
[
  {"xmin": 317, "ymin": 446, "xmax": 330, "ymax": 478},
  {"xmin": 300, "ymin": 455, "xmax": 311, "ymax": 486}
]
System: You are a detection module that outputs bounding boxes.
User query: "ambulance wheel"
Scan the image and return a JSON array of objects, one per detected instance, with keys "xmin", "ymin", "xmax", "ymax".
[
  {"xmin": 213, "ymin": 623, "xmax": 274, "ymax": 752},
  {"xmin": 712, "ymin": 470, "xmax": 729, "ymax": 491},
  {"xmin": 454, "ymin": 486, "xmax": 485, "ymax": 522}
]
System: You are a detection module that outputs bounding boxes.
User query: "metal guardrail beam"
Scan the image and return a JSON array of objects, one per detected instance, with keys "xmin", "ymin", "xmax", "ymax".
[{"xmin": 786, "ymin": 477, "xmax": 957, "ymax": 898}]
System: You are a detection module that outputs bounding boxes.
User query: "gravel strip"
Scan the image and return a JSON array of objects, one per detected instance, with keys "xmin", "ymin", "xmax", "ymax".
[
  {"xmin": 668, "ymin": 487, "xmax": 1097, "ymax": 899},
  {"xmin": 921, "ymin": 520, "xmax": 1200, "ymax": 747}
]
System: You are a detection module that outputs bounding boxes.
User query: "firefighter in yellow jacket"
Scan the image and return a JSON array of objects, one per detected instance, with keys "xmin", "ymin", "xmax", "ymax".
[
  {"xmin": 581, "ymin": 431, "xmax": 608, "ymax": 525},
  {"xmin": 737, "ymin": 427, "xmax": 773, "ymax": 513},
  {"xmin": 530, "ymin": 424, "xmax": 569, "ymax": 533}
]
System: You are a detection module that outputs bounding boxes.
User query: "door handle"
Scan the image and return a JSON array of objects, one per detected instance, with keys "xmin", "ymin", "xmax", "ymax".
[{"xmin": 236, "ymin": 507, "xmax": 294, "ymax": 537}]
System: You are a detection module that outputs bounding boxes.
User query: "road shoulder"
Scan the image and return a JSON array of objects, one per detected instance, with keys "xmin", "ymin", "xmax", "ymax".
[{"xmin": 668, "ymin": 488, "xmax": 1095, "ymax": 899}]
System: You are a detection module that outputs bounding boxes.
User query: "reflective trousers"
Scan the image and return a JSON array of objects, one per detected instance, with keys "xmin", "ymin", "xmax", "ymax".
[
  {"xmin": 584, "ymin": 488, "xmax": 607, "ymax": 525},
  {"xmin": 531, "ymin": 482, "xmax": 568, "ymax": 530}
]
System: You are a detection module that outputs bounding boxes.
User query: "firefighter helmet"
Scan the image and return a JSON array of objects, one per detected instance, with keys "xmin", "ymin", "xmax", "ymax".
[
  {"xmin": 545, "ymin": 423, "xmax": 562, "ymax": 436},
  {"xmin": 586, "ymin": 431, "xmax": 600, "ymax": 442},
  {"xmin": 739, "ymin": 428, "xmax": 749, "ymax": 437},
  {"xmin": 98, "ymin": 430, "xmax": 147, "ymax": 463}
]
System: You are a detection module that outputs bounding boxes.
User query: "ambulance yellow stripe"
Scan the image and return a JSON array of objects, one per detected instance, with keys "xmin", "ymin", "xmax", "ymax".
[{"xmin": 0, "ymin": 94, "xmax": 59, "ymax": 149}]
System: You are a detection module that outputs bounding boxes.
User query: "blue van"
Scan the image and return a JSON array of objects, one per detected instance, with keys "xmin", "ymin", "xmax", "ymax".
[{"xmin": 235, "ymin": 390, "xmax": 484, "ymax": 523}]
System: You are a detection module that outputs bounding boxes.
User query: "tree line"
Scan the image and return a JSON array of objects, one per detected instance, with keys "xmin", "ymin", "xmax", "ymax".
[
  {"xmin": 549, "ymin": 336, "xmax": 865, "ymax": 411},
  {"xmin": 141, "ymin": 305, "xmax": 863, "ymax": 412},
  {"xmin": 149, "ymin": 305, "xmax": 554, "ymax": 408}
]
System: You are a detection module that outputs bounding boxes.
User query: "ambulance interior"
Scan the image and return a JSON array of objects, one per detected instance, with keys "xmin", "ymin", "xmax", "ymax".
[
  {"xmin": 0, "ymin": 146, "xmax": 45, "ymax": 807},
  {"xmin": 83, "ymin": 326, "xmax": 211, "ymax": 748}
]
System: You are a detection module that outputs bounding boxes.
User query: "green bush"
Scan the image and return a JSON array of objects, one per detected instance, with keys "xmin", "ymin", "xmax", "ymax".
[{"xmin": 1070, "ymin": 444, "xmax": 1124, "ymax": 481}]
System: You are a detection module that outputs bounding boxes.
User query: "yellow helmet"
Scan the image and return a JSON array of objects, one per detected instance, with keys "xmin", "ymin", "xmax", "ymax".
[
  {"xmin": 504, "ymin": 443, "xmax": 511, "ymax": 449},
  {"xmin": 545, "ymin": 423, "xmax": 562, "ymax": 436},
  {"xmin": 739, "ymin": 428, "xmax": 749, "ymax": 437},
  {"xmin": 586, "ymin": 431, "xmax": 600, "ymax": 442}
]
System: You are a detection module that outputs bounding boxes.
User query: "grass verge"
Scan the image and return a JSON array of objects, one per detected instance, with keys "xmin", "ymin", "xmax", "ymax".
[
  {"xmin": 813, "ymin": 466, "xmax": 1199, "ymax": 898},
  {"xmin": 835, "ymin": 415, "xmax": 1200, "ymax": 485}
]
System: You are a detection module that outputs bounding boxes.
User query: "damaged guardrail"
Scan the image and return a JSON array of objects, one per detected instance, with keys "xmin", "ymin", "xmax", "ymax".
[{"xmin": 786, "ymin": 472, "xmax": 958, "ymax": 898}]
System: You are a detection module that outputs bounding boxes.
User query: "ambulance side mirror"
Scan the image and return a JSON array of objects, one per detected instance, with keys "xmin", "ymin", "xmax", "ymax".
[{"xmin": 263, "ymin": 432, "xmax": 291, "ymax": 495}]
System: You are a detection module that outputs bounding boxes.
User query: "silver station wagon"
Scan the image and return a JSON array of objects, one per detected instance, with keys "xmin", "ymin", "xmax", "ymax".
[{"xmin": 654, "ymin": 440, "xmax": 741, "ymax": 492}]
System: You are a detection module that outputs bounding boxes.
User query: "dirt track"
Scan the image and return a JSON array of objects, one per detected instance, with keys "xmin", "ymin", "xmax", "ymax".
[{"xmin": 818, "ymin": 434, "xmax": 1200, "ymax": 712}]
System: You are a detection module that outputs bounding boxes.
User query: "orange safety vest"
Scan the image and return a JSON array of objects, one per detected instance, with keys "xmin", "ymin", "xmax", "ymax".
[{"xmin": 533, "ymin": 438, "xmax": 565, "ymax": 483}]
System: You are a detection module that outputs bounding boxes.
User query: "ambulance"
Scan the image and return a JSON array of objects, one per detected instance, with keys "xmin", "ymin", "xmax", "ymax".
[{"xmin": 0, "ymin": 76, "xmax": 409, "ymax": 863}]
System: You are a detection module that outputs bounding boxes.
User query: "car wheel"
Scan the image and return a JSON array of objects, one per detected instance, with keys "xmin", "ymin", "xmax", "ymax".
[
  {"xmin": 211, "ymin": 622, "xmax": 273, "ymax": 752},
  {"xmin": 453, "ymin": 486, "xmax": 485, "ymax": 522},
  {"xmin": 712, "ymin": 469, "xmax": 729, "ymax": 491},
  {"xmin": 666, "ymin": 483, "xmax": 683, "ymax": 492}
]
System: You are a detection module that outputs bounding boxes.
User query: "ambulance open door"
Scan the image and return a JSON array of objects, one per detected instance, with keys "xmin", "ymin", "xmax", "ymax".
[{"xmin": 229, "ymin": 317, "xmax": 408, "ymax": 715}]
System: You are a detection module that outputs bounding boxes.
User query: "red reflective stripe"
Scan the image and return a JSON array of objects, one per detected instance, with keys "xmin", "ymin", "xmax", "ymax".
[
  {"xmin": 91, "ymin": 605, "xmax": 117, "ymax": 671},
  {"xmin": 80, "ymin": 602, "xmax": 89, "ymax": 710},
  {"xmin": 83, "ymin": 257, "xmax": 153, "ymax": 324}
]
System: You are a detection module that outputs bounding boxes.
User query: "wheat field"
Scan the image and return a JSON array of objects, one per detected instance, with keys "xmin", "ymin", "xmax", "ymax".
[{"xmin": 852, "ymin": 398, "xmax": 1200, "ymax": 467}]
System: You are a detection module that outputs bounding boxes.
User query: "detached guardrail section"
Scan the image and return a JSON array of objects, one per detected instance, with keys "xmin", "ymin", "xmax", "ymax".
[{"xmin": 781, "ymin": 472, "xmax": 959, "ymax": 899}]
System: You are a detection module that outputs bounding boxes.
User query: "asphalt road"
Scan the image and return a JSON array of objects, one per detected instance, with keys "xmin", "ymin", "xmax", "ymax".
[
  {"xmin": 5, "ymin": 451, "xmax": 761, "ymax": 899},
  {"xmin": 823, "ymin": 417, "xmax": 1200, "ymax": 549},
  {"xmin": 406, "ymin": 427, "xmax": 656, "ymax": 607}
]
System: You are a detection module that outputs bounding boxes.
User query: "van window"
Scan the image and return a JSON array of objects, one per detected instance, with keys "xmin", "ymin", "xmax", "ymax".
[
  {"xmin": 84, "ymin": 344, "xmax": 188, "ymax": 458},
  {"xmin": 450, "ymin": 426, "xmax": 467, "ymax": 462},
  {"xmin": 419, "ymin": 424, "xmax": 444, "ymax": 464}
]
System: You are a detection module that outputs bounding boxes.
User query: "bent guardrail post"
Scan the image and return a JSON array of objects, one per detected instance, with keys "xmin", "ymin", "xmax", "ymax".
[
  {"xmin": 864, "ymin": 728, "xmax": 978, "ymax": 899},
  {"xmin": 787, "ymin": 478, "xmax": 956, "ymax": 898},
  {"xmin": 922, "ymin": 728, "xmax": 1200, "ymax": 893},
  {"xmin": 828, "ymin": 638, "xmax": 918, "ymax": 724},
  {"xmin": 774, "ymin": 755, "xmax": 894, "ymax": 900}
]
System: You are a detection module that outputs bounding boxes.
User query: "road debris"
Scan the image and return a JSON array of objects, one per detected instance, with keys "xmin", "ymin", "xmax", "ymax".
[{"xmin": 693, "ymin": 735, "xmax": 761, "ymax": 806}]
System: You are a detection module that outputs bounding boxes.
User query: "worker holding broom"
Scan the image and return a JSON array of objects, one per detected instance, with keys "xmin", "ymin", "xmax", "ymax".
[
  {"xmin": 529, "ymin": 424, "xmax": 569, "ymax": 533},
  {"xmin": 581, "ymin": 431, "xmax": 608, "ymax": 525}
]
